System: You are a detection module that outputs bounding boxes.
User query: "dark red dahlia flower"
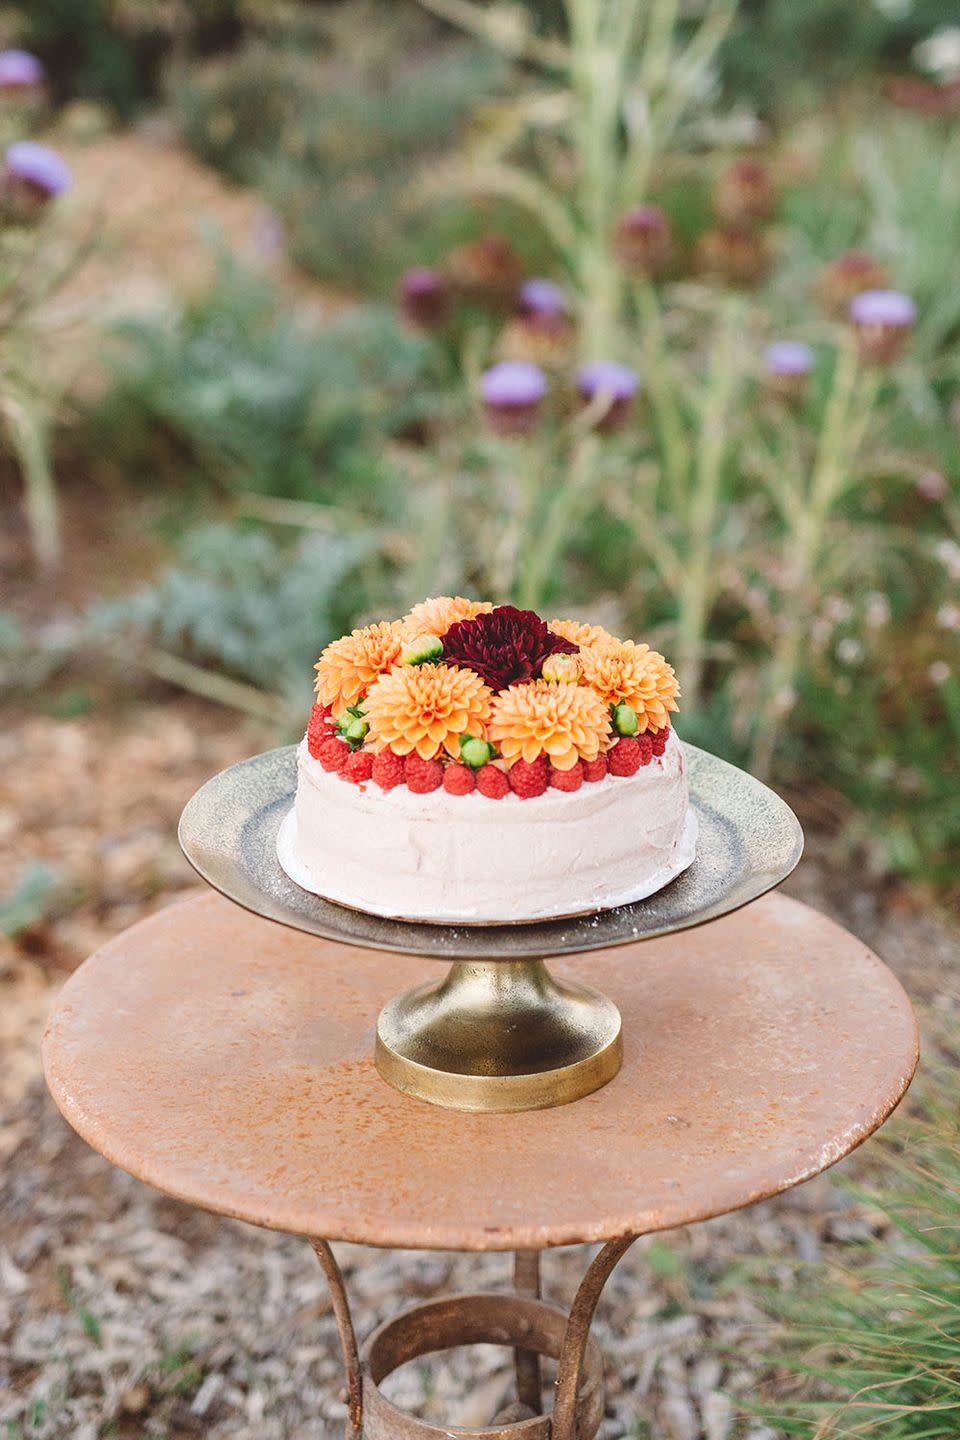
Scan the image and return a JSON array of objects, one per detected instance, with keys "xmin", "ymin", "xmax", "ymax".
[{"xmin": 443, "ymin": 606, "xmax": 577, "ymax": 691}]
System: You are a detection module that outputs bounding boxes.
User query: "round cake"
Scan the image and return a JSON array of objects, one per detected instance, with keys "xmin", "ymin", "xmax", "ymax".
[{"xmin": 278, "ymin": 598, "xmax": 697, "ymax": 924}]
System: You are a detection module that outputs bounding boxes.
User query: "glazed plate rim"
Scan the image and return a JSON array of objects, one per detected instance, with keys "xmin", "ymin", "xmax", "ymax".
[{"xmin": 177, "ymin": 742, "xmax": 803, "ymax": 960}]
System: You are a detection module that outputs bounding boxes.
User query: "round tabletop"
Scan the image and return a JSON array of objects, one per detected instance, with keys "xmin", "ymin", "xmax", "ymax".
[{"xmin": 43, "ymin": 891, "xmax": 918, "ymax": 1253}]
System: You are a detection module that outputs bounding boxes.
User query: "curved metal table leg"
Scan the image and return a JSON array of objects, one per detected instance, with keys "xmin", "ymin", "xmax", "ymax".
[
  {"xmin": 513, "ymin": 1250, "xmax": 543, "ymax": 1413},
  {"xmin": 552, "ymin": 1236, "xmax": 641, "ymax": 1440},
  {"xmin": 311, "ymin": 1239, "xmax": 364, "ymax": 1440}
]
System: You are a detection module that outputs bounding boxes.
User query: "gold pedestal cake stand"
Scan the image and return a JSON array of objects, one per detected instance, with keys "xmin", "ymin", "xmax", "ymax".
[{"xmin": 177, "ymin": 742, "xmax": 802, "ymax": 1111}]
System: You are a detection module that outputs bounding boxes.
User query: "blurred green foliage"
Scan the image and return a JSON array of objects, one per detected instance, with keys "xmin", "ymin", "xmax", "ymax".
[
  {"xmin": 92, "ymin": 253, "xmax": 438, "ymax": 505},
  {"xmin": 93, "ymin": 523, "xmax": 376, "ymax": 713},
  {"xmin": 754, "ymin": 1051, "xmax": 960, "ymax": 1436},
  {"xmin": 171, "ymin": 10, "xmax": 509, "ymax": 289}
]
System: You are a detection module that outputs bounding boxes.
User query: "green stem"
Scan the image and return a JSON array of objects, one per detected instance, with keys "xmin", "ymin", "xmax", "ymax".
[
  {"xmin": 518, "ymin": 433, "xmax": 600, "ymax": 608},
  {"xmin": 633, "ymin": 278, "xmax": 690, "ymax": 508},
  {"xmin": 674, "ymin": 297, "xmax": 742, "ymax": 715},
  {"xmin": 751, "ymin": 338, "xmax": 867, "ymax": 778},
  {"xmin": 3, "ymin": 395, "xmax": 60, "ymax": 572}
]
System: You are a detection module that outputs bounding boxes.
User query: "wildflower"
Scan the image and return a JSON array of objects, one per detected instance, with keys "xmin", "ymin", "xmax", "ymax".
[
  {"xmin": 817, "ymin": 250, "xmax": 889, "ymax": 319},
  {"xmin": 764, "ymin": 341, "xmax": 814, "ymax": 402},
  {"xmin": 489, "ymin": 680, "xmax": 611, "ymax": 770},
  {"xmin": 480, "ymin": 361, "xmax": 548, "ymax": 436},
  {"xmin": 864, "ymin": 592, "xmax": 891, "ymax": 629},
  {"xmin": 442, "ymin": 605, "xmax": 577, "ymax": 691},
  {"xmin": 915, "ymin": 469, "xmax": 947, "ymax": 502},
  {"xmin": 497, "ymin": 277, "xmax": 573, "ymax": 369},
  {"xmin": 576, "ymin": 361, "xmax": 639, "ymax": 432},
  {"xmin": 364, "ymin": 663, "xmax": 493, "ymax": 760},
  {"xmin": 713, "ymin": 159, "xmax": 777, "ymax": 227},
  {"xmin": 1, "ymin": 141, "xmax": 71, "ymax": 221},
  {"xmin": 0, "ymin": 49, "xmax": 43, "ymax": 92},
  {"xmin": 929, "ymin": 660, "xmax": 951, "ymax": 685},
  {"xmin": 936, "ymin": 604, "xmax": 960, "ymax": 632},
  {"xmin": 836, "ymin": 637, "xmax": 863, "ymax": 665},
  {"xmin": 697, "ymin": 226, "xmax": 772, "ymax": 287},
  {"xmin": 398, "ymin": 266, "xmax": 451, "ymax": 331},
  {"xmin": 447, "ymin": 233, "xmax": 524, "ymax": 308},
  {"xmin": 849, "ymin": 289, "xmax": 916, "ymax": 365},
  {"xmin": 518, "ymin": 278, "xmax": 567, "ymax": 320},
  {"xmin": 935, "ymin": 539, "xmax": 960, "ymax": 581},
  {"xmin": 612, "ymin": 205, "xmax": 672, "ymax": 278}
]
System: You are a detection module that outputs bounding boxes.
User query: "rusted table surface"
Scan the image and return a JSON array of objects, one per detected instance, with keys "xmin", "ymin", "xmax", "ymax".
[{"xmin": 43, "ymin": 891, "xmax": 917, "ymax": 1253}]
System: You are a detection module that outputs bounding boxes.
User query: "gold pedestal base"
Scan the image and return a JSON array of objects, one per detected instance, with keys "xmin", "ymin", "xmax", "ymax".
[{"xmin": 375, "ymin": 959, "xmax": 622, "ymax": 1112}]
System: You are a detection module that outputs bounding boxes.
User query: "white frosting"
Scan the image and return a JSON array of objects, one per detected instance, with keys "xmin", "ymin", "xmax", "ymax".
[{"xmin": 278, "ymin": 731, "xmax": 696, "ymax": 924}]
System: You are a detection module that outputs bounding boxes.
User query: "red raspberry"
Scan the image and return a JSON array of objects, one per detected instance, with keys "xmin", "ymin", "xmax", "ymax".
[
  {"xmin": 404, "ymin": 753, "xmax": 443, "ymax": 794},
  {"xmin": 371, "ymin": 750, "xmax": 405, "ymax": 790},
  {"xmin": 318, "ymin": 736, "xmax": 348, "ymax": 773},
  {"xmin": 651, "ymin": 726, "xmax": 669, "ymax": 756},
  {"xmin": 608, "ymin": 738, "xmax": 641, "ymax": 776},
  {"xmin": 306, "ymin": 704, "xmax": 328, "ymax": 758},
  {"xmin": 508, "ymin": 755, "xmax": 549, "ymax": 799},
  {"xmin": 343, "ymin": 750, "xmax": 374, "ymax": 784},
  {"xmin": 637, "ymin": 734, "xmax": 654, "ymax": 766},
  {"xmin": 550, "ymin": 760, "xmax": 583, "ymax": 792},
  {"xmin": 582, "ymin": 754, "xmax": 608, "ymax": 783},
  {"xmin": 476, "ymin": 764, "xmax": 509, "ymax": 799},
  {"xmin": 443, "ymin": 763, "xmax": 476, "ymax": 796}
]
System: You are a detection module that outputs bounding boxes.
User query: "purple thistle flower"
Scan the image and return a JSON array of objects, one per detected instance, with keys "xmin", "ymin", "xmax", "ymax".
[
  {"xmin": 577, "ymin": 361, "xmax": 639, "ymax": 401},
  {"xmin": 480, "ymin": 361, "xmax": 548, "ymax": 436},
  {"xmin": 765, "ymin": 341, "xmax": 814, "ymax": 375},
  {"xmin": 398, "ymin": 266, "xmax": 450, "ymax": 331},
  {"xmin": 613, "ymin": 205, "xmax": 672, "ymax": 277},
  {"xmin": 518, "ymin": 277, "xmax": 567, "ymax": 319},
  {"xmin": 849, "ymin": 289, "xmax": 916, "ymax": 328},
  {"xmin": 849, "ymin": 289, "xmax": 916, "ymax": 365},
  {"xmin": 764, "ymin": 341, "xmax": 814, "ymax": 403},
  {"xmin": 6, "ymin": 141, "xmax": 71, "ymax": 195},
  {"xmin": 0, "ymin": 49, "xmax": 44, "ymax": 89},
  {"xmin": 577, "ymin": 361, "xmax": 639, "ymax": 432}
]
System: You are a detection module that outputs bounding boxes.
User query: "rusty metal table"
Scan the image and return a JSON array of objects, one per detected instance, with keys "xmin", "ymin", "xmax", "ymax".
[{"xmin": 43, "ymin": 889, "xmax": 917, "ymax": 1440}]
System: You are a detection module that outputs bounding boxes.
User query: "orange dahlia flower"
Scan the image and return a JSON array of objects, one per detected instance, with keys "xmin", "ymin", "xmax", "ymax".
[
  {"xmin": 364, "ymin": 663, "xmax": 493, "ymax": 760},
  {"xmin": 314, "ymin": 621, "xmax": 406, "ymax": 717},
  {"xmin": 489, "ymin": 680, "xmax": 611, "ymax": 771},
  {"xmin": 580, "ymin": 640, "xmax": 680, "ymax": 733},
  {"xmin": 402, "ymin": 595, "xmax": 493, "ymax": 638},
  {"xmin": 549, "ymin": 617, "xmax": 619, "ymax": 649}
]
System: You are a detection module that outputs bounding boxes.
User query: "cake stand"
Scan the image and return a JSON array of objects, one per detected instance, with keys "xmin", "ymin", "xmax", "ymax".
[{"xmin": 176, "ymin": 741, "xmax": 805, "ymax": 1111}]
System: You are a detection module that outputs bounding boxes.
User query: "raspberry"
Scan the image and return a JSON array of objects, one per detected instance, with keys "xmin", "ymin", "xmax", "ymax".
[
  {"xmin": 306, "ymin": 704, "xmax": 328, "ymax": 758},
  {"xmin": 443, "ymin": 763, "xmax": 476, "ymax": 796},
  {"xmin": 476, "ymin": 764, "xmax": 509, "ymax": 799},
  {"xmin": 371, "ymin": 750, "xmax": 405, "ymax": 790},
  {"xmin": 582, "ymin": 754, "xmax": 608, "ymax": 783},
  {"xmin": 550, "ymin": 760, "xmax": 583, "ymax": 792},
  {"xmin": 318, "ymin": 736, "xmax": 348, "ymax": 773},
  {"xmin": 651, "ymin": 726, "xmax": 669, "ymax": 757},
  {"xmin": 637, "ymin": 734, "xmax": 654, "ymax": 766},
  {"xmin": 608, "ymin": 737, "xmax": 641, "ymax": 776},
  {"xmin": 343, "ymin": 749, "xmax": 374, "ymax": 784},
  {"xmin": 508, "ymin": 755, "xmax": 549, "ymax": 799},
  {"xmin": 404, "ymin": 753, "xmax": 443, "ymax": 794}
]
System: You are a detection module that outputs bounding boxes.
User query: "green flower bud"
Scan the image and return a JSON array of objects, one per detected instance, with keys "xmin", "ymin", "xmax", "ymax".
[
  {"xmin": 344, "ymin": 717, "xmax": 369, "ymax": 745},
  {"xmin": 459, "ymin": 735, "xmax": 493, "ymax": 769},
  {"xmin": 612, "ymin": 702, "xmax": 638, "ymax": 736},
  {"xmin": 402, "ymin": 632, "xmax": 443, "ymax": 666}
]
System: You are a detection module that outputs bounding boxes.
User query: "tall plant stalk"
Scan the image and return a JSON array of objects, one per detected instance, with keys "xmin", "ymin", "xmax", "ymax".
[{"xmin": 751, "ymin": 338, "xmax": 878, "ymax": 777}]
